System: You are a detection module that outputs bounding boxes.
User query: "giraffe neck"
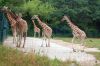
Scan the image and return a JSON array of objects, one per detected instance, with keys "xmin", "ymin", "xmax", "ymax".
[
  {"xmin": 6, "ymin": 12, "xmax": 16, "ymax": 26},
  {"xmin": 64, "ymin": 17, "xmax": 77, "ymax": 30},
  {"xmin": 32, "ymin": 20, "xmax": 36, "ymax": 28},
  {"xmin": 36, "ymin": 17, "xmax": 43, "ymax": 26},
  {"xmin": 8, "ymin": 11, "xmax": 18, "ymax": 20}
]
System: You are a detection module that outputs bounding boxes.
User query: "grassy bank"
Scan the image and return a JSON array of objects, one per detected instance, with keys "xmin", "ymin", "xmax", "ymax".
[{"xmin": 0, "ymin": 45, "xmax": 79, "ymax": 66}]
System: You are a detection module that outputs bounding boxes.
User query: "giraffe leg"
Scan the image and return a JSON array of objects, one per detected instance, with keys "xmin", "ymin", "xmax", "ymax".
[
  {"xmin": 22, "ymin": 32, "xmax": 27, "ymax": 48},
  {"xmin": 18, "ymin": 35, "xmax": 21, "ymax": 47},
  {"xmin": 16, "ymin": 35, "xmax": 18, "ymax": 47},
  {"xmin": 38, "ymin": 32, "xmax": 40, "ymax": 38},
  {"xmin": 41, "ymin": 31, "xmax": 45, "ymax": 47},
  {"xmin": 13, "ymin": 36, "xmax": 15, "ymax": 44},
  {"xmin": 80, "ymin": 38, "xmax": 86, "ymax": 52},
  {"xmin": 45, "ymin": 38, "xmax": 48, "ymax": 47},
  {"xmin": 13, "ymin": 31, "xmax": 17, "ymax": 44},
  {"xmin": 16, "ymin": 32, "xmax": 20, "ymax": 47},
  {"xmin": 17, "ymin": 34, "xmax": 21, "ymax": 47},
  {"xmin": 71, "ymin": 36, "xmax": 77, "ymax": 52},
  {"xmin": 41, "ymin": 37, "xmax": 44, "ymax": 47},
  {"xmin": 47, "ymin": 38, "xmax": 50, "ymax": 47},
  {"xmin": 34, "ymin": 32, "xmax": 36, "ymax": 38},
  {"xmin": 18, "ymin": 33, "xmax": 23, "ymax": 48},
  {"xmin": 71, "ymin": 36, "xmax": 75, "ymax": 43}
]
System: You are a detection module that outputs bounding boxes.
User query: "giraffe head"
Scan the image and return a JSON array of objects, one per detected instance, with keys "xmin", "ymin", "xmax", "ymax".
[
  {"xmin": 1, "ymin": 6, "xmax": 8, "ymax": 12},
  {"xmin": 61, "ymin": 15, "xmax": 69, "ymax": 22},
  {"xmin": 32, "ymin": 15, "xmax": 39, "ymax": 19},
  {"xmin": 1, "ymin": 6, "xmax": 11, "ymax": 14}
]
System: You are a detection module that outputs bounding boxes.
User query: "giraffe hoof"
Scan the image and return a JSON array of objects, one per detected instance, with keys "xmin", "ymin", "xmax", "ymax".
[
  {"xmin": 73, "ymin": 49, "xmax": 76, "ymax": 52},
  {"xmin": 41, "ymin": 45, "xmax": 43, "ymax": 47}
]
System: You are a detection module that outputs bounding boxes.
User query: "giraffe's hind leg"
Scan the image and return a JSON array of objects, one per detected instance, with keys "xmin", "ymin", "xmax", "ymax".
[
  {"xmin": 34, "ymin": 32, "xmax": 36, "ymax": 38},
  {"xmin": 38, "ymin": 32, "xmax": 40, "ymax": 38},
  {"xmin": 46, "ymin": 38, "xmax": 50, "ymax": 47},
  {"xmin": 72, "ymin": 36, "xmax": 77, "ymax": 52},
  {"xmin": 71, "ymin": 36, "xmax": 75, "ymax": 43},
  {"xmin": 41, "ymin": 31, "xmax": 45, "ymax": 47},
  {"xmin": 80, "ymin": 38, "xmax": 86, "ymax": 52},
  {"xmin": 22, "ymin": 32, "xmax": 27, "ymax": 48},
  {"xmin": 19, "ymin": 34, "xmax": 23, "ymax": 48}
]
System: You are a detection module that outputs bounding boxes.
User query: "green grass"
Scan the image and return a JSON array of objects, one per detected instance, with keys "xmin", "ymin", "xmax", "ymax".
[
  {"xmin": 0, "ymin": 45, "xmax": 79, "ymax": 66},
  {"xmin": 87, "ymin": 52, "xmax": 100, "ymax": 60},
  {"xmin": 54, "ymin": 37, "xmax": 100, "ymax": 49}
]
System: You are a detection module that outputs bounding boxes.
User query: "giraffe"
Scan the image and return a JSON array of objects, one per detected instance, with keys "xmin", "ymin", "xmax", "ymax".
[
  {"xmin": 1, "ymin": 6, "xmax": 17, "ymax": 44},
  {"xmin": 33, "ymin": 15, "xmax": 52, "ymax": 47},
  {"xmin": 31, "ymin": 17, "xmax": 40, "ymax": 37},
  {"xmin": 61, "ymin": 15, "xmax": 86, "ymax": 46},
  {"xmin": 2, "ymin": 6, "xmax": 28, "ymax": 48}
]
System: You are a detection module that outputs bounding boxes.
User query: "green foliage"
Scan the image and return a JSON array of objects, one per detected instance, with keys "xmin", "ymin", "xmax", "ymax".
[{"xmin": 22, "ymin": 0, "xmax": 55, "ymax": 17}]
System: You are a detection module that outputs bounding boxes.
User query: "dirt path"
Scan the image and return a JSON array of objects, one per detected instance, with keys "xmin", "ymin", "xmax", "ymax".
[{"xmin": 4, "ymin": 37, "xmax": 100, "ymax": 66}]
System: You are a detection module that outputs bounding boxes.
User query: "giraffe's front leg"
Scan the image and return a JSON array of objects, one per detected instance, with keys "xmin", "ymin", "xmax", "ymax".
[
  {"xmin": 80, "ymin": 37, "xmax": 85, "ymax": 46},
  {"xmin": 41, "ymin": 31, "xmax": 45, "ymax": 47},
  {"xmin": 44, "ymin": 38, "xmax": 48, "ymax": 47},
  {"xmin": 38, "ymin": 32, "xmax": 40, "ymax": 38},
  {"xmin": 80, "ymin": 38, "xmax": 86, "ymax": 52},
  {"xmin": 41, "ymin": 37, "xmax": 45, "ymax": 47},
  {"xmin": 22, "ymin": 32, "xmax": 27, "ymax": 48},
  {"xmin": 34, "ymin": 32, "xmax": 36, "ymax": 38},
  {"xmin": 16, "ymin": 34, "xmax": 20, "ymax": 47},
  {"xmin": 71, "ymin": 36, "xmax": 75, "ymax": 43},
  {"xmin": 47, "ymin": 38, "xmax": 50, "ymax": 47}
]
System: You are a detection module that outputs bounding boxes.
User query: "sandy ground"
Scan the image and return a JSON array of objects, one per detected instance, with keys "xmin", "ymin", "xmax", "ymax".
[{"xmin": 4, "ymin": 37, "xmax": 100, "ymax": 66}]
